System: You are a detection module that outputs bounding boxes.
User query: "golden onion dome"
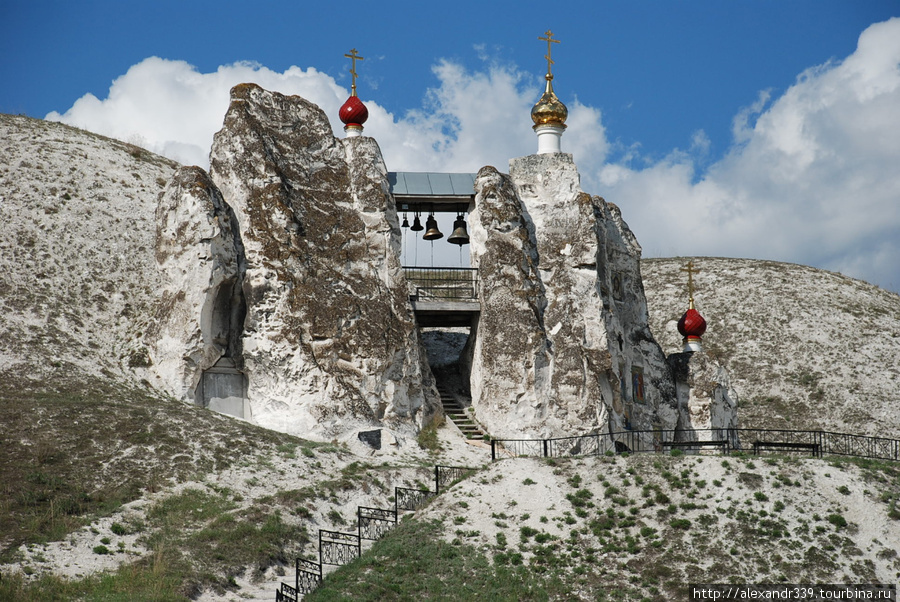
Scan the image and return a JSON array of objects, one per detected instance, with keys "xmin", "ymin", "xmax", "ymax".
[{"xmin": 531, "ymin": 74, "xmax": 568, "ymax": 127}]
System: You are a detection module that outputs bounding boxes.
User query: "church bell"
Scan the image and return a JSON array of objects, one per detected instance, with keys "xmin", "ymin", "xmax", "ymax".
[
  {"xmin": 401, "ymin": 213, "xmax": 410, "ymax": 228},
  {"xmin": 410, "ymin": 214, "xmax": 423, "ymax": 231},
  {"xmin": 422, "ymin": 215, "xmax": 443, "ymax": 240},
  {"xmin": 447, "ymin": 215, "xmax": 470, "ymax": 246}
]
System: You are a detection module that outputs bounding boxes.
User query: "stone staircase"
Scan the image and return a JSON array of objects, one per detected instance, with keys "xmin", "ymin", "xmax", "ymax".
[{"xmin": 436, "ymin": 382, "xmax": 482, "ymax": 440}]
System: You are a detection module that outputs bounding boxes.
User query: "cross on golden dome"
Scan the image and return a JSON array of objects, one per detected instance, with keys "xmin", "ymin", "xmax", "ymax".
[
  {"xmin": 538, "ymin": 30, "xmax": 560, "ymax": 78},
  {"xmin": 344, "ymin": 48, "xmax": 365, "ymax": 97}
]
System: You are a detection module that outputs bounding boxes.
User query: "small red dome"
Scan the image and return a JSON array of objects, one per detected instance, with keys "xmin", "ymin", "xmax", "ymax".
[
  {"xmin": 677, "ymin": 308, "xmax": 707, "ymax": 339},
  {"xmin": 339, "ymin": 95, "xmax": 368, "ymax": 127}
]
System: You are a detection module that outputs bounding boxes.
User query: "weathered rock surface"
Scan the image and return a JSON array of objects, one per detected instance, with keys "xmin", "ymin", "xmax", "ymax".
[
  {"xmin": 6, "ymin": 109, "xmax": 900, "ymax": 448},
  {"xmin": 667, "ymin": 350, "xmax": 739, "ymax": 436},
  {"xmin": 202, "ymin": 84, "xmax": 438, "ymax": 439},
  {"xmin": 149, "ymin": 166, "xmax": 246, "ymax": 402},
  {"xmin": 468, "ymin": 154, "xmax": 677, "ymax": 439}
]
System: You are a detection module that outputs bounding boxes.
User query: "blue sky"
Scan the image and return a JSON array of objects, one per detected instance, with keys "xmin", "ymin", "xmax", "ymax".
[{"xmin": 3, "ymin": 1, "xmax": 900, "ymax": 292}]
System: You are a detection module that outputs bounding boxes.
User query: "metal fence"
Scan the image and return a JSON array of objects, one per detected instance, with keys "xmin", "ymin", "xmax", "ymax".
[
  {"xmin": 491, "ymin": 428, "xmax": 899, "ymax": 462},
  {"xmin": 358, "ymin": 506, "xmax": 397, "ymax": 541},
  {"xmin": 319, "ymin": 529, "xmax": 360, "ymax": 566},
  {"xmin": 277, "ymin": 466, "xmax": 479, "ymax": 600},
  {"xmin": 404, "ymin": 267, "xmax": 479, "ymax": 300},
  {"xmin": 295, "ymin": 558, "xmax": 322, "ymax": 595},
  {"xmin": 435, "ymin": 464, "xmax": 477, "ymax": 493}
]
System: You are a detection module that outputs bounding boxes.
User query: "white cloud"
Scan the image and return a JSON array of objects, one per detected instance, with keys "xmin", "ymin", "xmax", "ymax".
[
  {"xmin": 47, "ymin": 57, "xmax": 350, "ymax": 167},
  {"xmin": 45, "ymin": 19, "xmax": 900, "ymax": 292},
  {"xmin": 591, "ymin": 17, "xmax": 900, "ymax": 292}
]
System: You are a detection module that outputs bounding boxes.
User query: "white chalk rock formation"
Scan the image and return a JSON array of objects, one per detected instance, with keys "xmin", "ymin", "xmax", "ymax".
[
  {"xmin": 468, "ymin": 154, "xmax": 677, "ymax": 440},
  {"xmin": 668, "ymin": 351, "xmax": 739, "ymax": 436},
  {"xmin": 204, "ymin": 84, "xmax": 438, "ymax": 439},
  {"xmin": 150, "ymin": 166, "xmax": 246, "ymax": 405}
]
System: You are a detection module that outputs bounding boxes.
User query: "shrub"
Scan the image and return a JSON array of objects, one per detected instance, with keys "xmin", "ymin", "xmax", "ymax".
[
  {"xmin": 110, "ymin": 522, "xmax": 127, "ymax": 536},
  {"xmin": 417, "ymin": 416, "xmax": 443, "ymax": 451},
  {"xmin": 495, "ymin": 532, "xmax": 507, "ymax": 549},
  {"xmin": 826, "ymin": 514, "xmax": 847, "ymax": 529},
  {"xmin": 92, "ymin": 545, "xmax": 111, "ymax": 555},
  {"xmin": 669, "ymin": 518, "xmax": 691, "ymax": 530}
]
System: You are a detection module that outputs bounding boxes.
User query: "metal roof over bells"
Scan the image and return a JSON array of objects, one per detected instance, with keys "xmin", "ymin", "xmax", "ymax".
[{"xmin": 388, "ymin": 172, "xmax": 476, "ymax": 210}]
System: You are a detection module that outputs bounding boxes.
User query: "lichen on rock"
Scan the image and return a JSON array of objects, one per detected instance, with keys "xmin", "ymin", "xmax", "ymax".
[
  {"xmin": 200, "ymin": 84, "xmax": 438, "ymax": 439},
  {"xmin": 468, "ymin": 153, "xmax": 678, "ymax": 442}
]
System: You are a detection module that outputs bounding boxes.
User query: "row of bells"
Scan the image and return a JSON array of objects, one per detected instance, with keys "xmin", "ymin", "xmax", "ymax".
[{"xmin": 401, "ymin": 213, "xmax": 470, "ymax": 246}]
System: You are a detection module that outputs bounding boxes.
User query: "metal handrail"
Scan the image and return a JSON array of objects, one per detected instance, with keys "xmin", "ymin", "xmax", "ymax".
[
  {"xmin": 403, "ymin": 266, "xmax": 479, "ymax": 300},
  {"xmin": 490, "ymin": 428, "xmax": 900, "ymax": 462}
]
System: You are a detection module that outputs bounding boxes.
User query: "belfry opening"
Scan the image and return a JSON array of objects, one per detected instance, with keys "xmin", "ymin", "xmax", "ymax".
[{"xmin": 390, "ymin": 171, "xmax": 482, "ymax": 438}]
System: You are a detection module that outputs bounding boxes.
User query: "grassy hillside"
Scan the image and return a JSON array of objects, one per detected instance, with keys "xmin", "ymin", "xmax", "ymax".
[
  {"xmin": 310, "ymin": 453, "xmax": 900, "ymax": 601},
  {"xmin": 0, "ymin": 380, "xmax": 446, "ymax": 600}
]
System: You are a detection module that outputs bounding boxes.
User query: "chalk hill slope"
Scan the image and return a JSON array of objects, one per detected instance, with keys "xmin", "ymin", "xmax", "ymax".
[{"xmin": 642, "ymin": 257, "xmax": 900, "ymax": 437}]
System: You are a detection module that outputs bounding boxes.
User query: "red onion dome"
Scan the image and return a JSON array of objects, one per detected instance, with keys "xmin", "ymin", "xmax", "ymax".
[
  {"xmin": 677, "ymin": 307, "xmax": 707, "ymax": 339},
  {"xmin": 339, "ymin": 95, "xmax": 368, "ymax": 127}
]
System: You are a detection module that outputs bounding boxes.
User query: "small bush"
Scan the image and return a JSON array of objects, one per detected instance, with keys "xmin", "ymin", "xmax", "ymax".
[
  {"xmin": 495, "ymin": 532, "xmax": 507, "ymax": 549},
  {"xmin": 669, "ymin": 518, "xmax": 691, "ymax": 530},
  {"xmin": 92, "ymin": 545, "xmax": 111, "ymax": 555},
  {"xmin": 327, "ymin": 509, "xmax": 346, "ymax": 525},
  {"xmin": 417, "ymin": 416, "xmax": 443, "ymax": 451},
  {"xmin": 826, "ymin": 514, "xmax": 847, "ymax": 529},
  {"xmin": 520, "ymin": 526, "xmax": 539, "ymax": 540}
]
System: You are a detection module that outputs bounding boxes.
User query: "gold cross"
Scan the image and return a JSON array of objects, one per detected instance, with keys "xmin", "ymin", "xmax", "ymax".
[
  {"xmin": 344, "ymin": 48, "xmax": 365, "ymax": 96},
  {"xmin": 680, "ymin": 260, "xmax": 701, "ymax": 305},
  {"xmin": 538, "ymin": 30, "xmax": 560, "ymax": 76}
]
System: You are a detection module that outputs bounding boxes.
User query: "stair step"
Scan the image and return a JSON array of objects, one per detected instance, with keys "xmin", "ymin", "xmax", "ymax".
[{"xmin": 434, "ymin": 379, "xmax": 484, "ymax": 439}]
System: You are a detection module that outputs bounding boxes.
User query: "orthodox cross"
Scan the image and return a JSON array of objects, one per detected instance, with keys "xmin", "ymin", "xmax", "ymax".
[
  {"xmin": 538, "ymin": 30, "xmax": 560, "ymax": 76},
  {"xmin": 680, "ymin": 260, "xmax": 701, "ymax": 305},
  {"xmin": 344, "ymin": 48, "xmax": 364, "ymax": 96}
]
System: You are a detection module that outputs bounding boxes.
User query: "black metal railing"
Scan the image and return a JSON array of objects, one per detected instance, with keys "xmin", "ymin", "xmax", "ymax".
[
  {"xmin": 404, "ymin": 267, "xmax": 479, "ymax": 300},
  {"xmin": 490, "ymin": 428, "xmax": 900, "ymax": 462},
  {"xmin": 295, "ymin": 558, "xmax": 322, "ymax": 595},
  {"xmin": 395, "ymin": 486, "xmax": 436, "ymax": 512},
  {"xmin": 435, "ymin": 464, "xmax": 477, "ymax": 494},
  {"xmin": 358, "ymin": 506, "xmax": 397, "ymax": 540},
  {"xmin": 319, "ymin": 529, "xmax": 360, "ymax": 566},
  {"xmin": 276, "ymin": 465, "xmax": 479, "ymax": 600}
]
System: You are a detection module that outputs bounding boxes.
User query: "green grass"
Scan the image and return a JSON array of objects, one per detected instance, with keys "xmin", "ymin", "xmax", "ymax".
[
  {"xmin": 306, "ymin": 518, "xmax": 559, "ymax": 601},
  {"xmin": 417, "ymin": 415, "xmax": 444, "ymax": 451},
  {"xmin": 0, "ymin": 562, "xmax": 186, "ymax": 602},
  {"xmin": 0, "ymin": 376, "xmax": 329, "ymax": 597}
]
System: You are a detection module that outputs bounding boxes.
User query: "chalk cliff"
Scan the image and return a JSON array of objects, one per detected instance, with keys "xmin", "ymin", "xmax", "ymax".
[
  {"xmin": 150, "ymin": 85, "xmax": 439, "ymax": 440},
  {"xmin": 468, "ymin": 154, "xmax": 681, "ymax": 440}
]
